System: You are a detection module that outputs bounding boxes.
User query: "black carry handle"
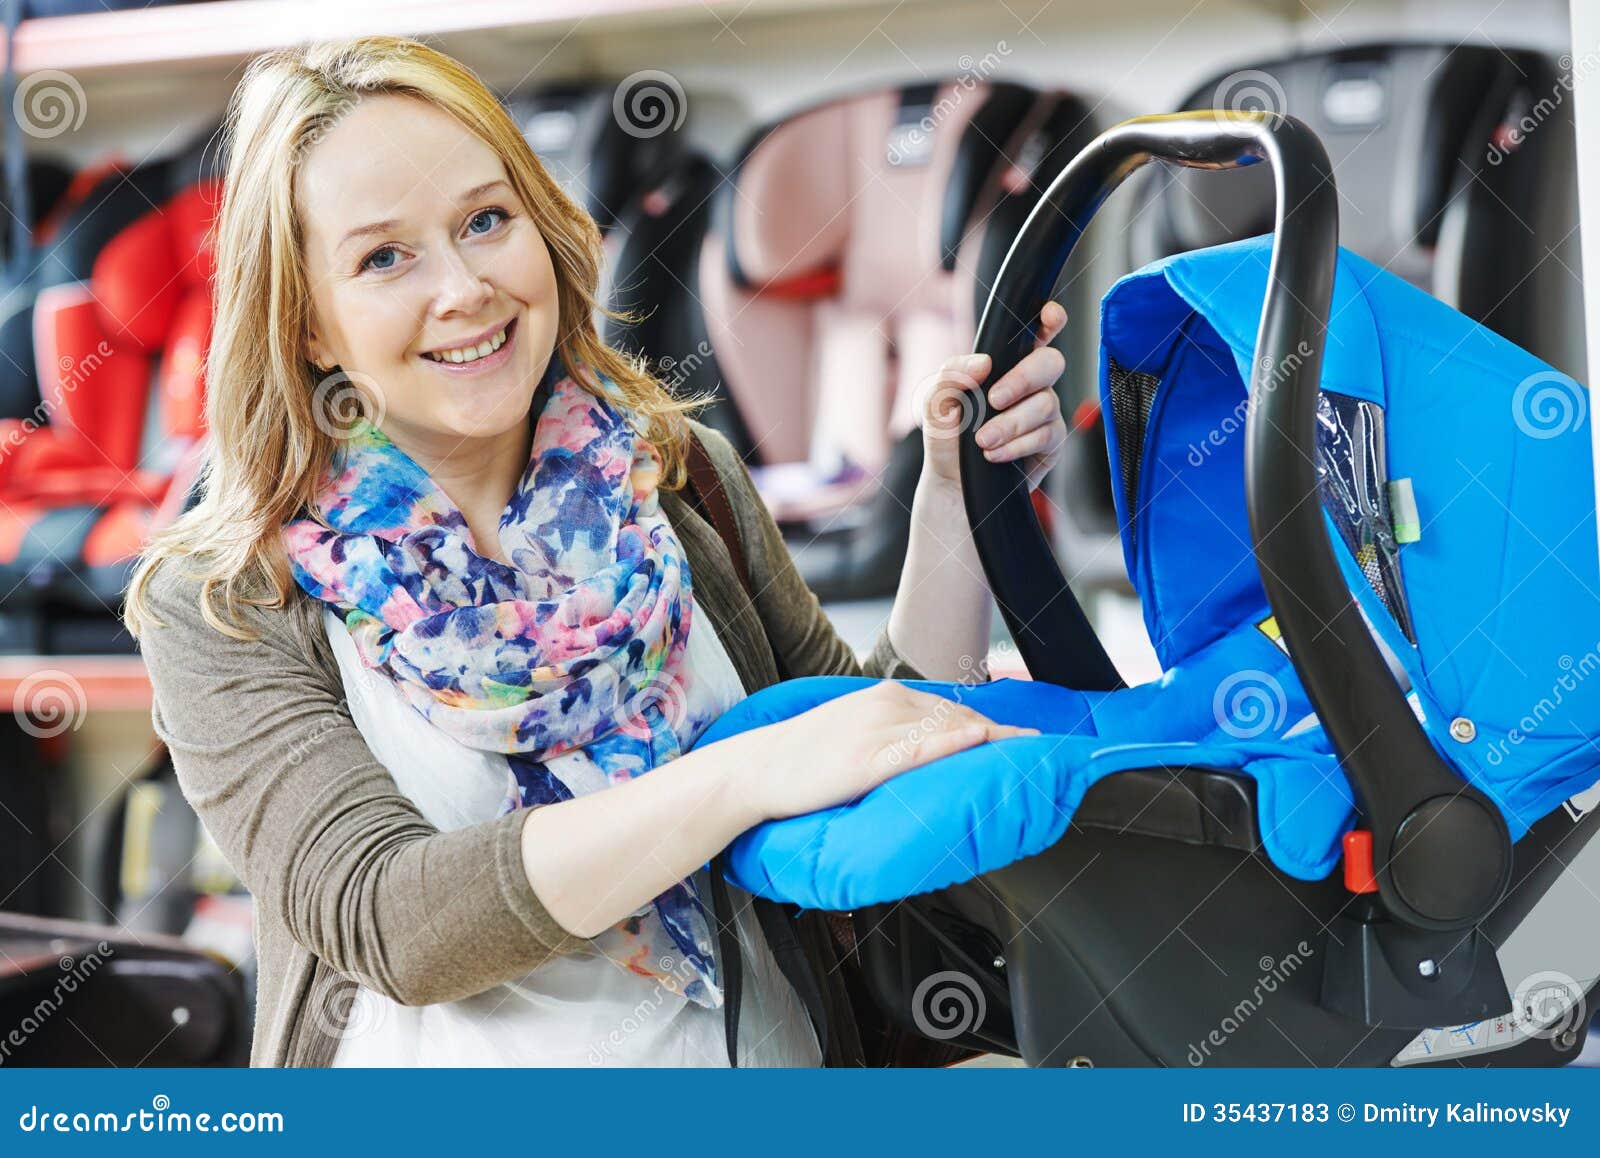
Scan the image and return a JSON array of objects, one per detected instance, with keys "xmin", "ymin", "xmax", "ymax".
[{"xmin": 961, "ymin": 111, "xmax": 1511, "ymax": 933}]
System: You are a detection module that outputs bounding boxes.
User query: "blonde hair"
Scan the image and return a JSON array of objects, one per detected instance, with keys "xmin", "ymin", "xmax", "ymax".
[{"xmin": 123, "ymin": 36, "xmax": 699, "ymax": 643}]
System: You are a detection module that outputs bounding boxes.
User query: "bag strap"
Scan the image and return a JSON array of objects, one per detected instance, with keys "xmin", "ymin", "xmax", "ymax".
[
  {"xmin": 682, "ymin": 429, "xmax": 747, "ymax": 1066},
  {"xmin": 708, "ymin": 854, "xmax": 743, "ymax": 1066},
  {"xmin": 682, "ymin": 430, "xmax": 755, "ymax": 604}
]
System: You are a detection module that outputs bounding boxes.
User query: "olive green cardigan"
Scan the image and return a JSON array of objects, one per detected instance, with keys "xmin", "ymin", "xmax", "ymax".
[{"xmin": 137, "ymin": 420, "xmax": 926, "ymax": 1067}]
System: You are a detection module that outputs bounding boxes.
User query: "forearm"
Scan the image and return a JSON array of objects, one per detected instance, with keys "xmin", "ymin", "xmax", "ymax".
[
  {"xmin": 886, "ymin": 473, "xmax": 993, "ymax": 681},
  {"xmin": 519, "ymin": 728, "xmax": 772, "ymax": 937}
]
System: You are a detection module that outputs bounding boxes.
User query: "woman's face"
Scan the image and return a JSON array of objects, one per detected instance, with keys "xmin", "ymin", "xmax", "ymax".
[{"xmin": 296, "ymin": 93, "xmax": 560, "ymax": 467}]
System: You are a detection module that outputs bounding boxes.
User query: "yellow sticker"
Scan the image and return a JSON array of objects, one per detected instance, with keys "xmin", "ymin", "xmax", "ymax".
[{"xmin": 1256, "ymin": 615, "xmax": 1289, "ymax": 654}]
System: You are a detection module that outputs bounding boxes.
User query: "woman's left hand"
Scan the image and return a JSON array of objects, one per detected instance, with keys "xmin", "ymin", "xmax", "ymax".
[{"xmin": 917, "ymin": 301, "xmax": 1069, "ymax": 492}]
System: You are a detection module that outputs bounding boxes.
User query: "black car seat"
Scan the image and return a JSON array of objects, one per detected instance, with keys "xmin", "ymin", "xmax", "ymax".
[
  {"xmin": 607, "ymin": 82, "xmax": 1099, "ymax": 601},
  {"xmin": 1128, "ymin": 43, "xmax": 1583, "ymax": 375},
  {"xmin": 0, "ymin": 910, "xmax": 249, "ymax": 1066},
  {"xmin": 505, "ymin": 80, "xmax": 691, "ymax": 236}
]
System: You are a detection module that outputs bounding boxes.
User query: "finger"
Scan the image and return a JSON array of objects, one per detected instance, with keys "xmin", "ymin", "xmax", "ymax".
[
  {"xmin": 984, "ymin": 420, "xmax": 1060, "ymax": 465},
  {"xmin": 975, "ymin": 389, "xmax": 1059, "ymax": 452},
  {"xmin": 919, "ymin": 356, "xmax": 994, "ymax": 437},
  {"xmin": 939, "ymin": 353, "xmax": 991, "ymax": 390},
  {"xmin": 1025, "ymin": 425, "xmax": 1068, "ymax": 490},
  {"xmin": 904, "ymin": 721, "xmax": 1040, "ymax": 768},
  {"xmin": 1033, "ymin": 300, "xmax": 1067, "ymax": 350},
  {"xmin": 888, "ymin": 691, "xmax": 999, "ymax": 743},
  {"xmin": 986, "ymin": 346, "xmax": 1065, "ymax": 410}
]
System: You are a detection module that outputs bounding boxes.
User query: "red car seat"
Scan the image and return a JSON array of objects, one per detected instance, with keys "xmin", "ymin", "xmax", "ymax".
[{"xmin": 0, "ymin": 155, "xmax": 218, "ymax": 653}]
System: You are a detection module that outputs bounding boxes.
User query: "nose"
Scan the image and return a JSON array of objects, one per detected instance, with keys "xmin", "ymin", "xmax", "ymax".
[{"xmin": 429, "ymin": 239, "xmax": 494, "ymax": 319}]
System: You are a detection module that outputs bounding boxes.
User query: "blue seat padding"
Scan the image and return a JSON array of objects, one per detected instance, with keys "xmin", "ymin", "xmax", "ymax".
[{"xmin": 694, "ymin": 236, "xmax": 1600, "ymax": 912}]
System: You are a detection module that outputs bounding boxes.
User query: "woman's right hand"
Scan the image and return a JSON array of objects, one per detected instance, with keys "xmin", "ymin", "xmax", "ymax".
[{"xmin": 739, "ymin": 681, "xmax": 1039, "ymax": 823}]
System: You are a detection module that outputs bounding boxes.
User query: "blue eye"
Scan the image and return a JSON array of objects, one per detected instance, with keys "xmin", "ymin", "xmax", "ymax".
[
  {"xmin": 467, "ymin": 208, "xmax": 508, "ymax": 235},
  {"xmin": 355, "ymin": 209, "xmax": 508, "ymax": 275},
  {"xmin": 359, "ymin": 246, "xmax": 398, "ymax": 273}
]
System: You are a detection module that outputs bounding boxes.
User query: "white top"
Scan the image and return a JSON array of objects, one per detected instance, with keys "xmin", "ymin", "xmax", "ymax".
[{"xmin": 323, "ymin": 604, "xmax": 822, "ymax": 1067}]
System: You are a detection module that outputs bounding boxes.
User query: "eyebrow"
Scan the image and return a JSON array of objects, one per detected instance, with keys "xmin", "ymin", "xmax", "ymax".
[{"xmin": 336, "ymin": 179, "xmax": 513, "ymax": 252}]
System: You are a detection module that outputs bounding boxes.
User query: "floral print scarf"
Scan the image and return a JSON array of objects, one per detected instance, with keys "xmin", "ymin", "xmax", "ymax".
[{"xmin": 281, "ymin": 361, "xmax": 722, "ymax": 1008}]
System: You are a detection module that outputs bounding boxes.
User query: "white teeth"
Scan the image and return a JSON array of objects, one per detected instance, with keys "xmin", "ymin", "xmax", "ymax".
[{"xmin": 427, "ymin": 326, "xmax": 508, "ymax": 364}]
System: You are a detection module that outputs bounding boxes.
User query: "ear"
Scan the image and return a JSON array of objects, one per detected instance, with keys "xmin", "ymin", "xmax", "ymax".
[{"xmin": 306, "ymin": 333, "xmax": 334, "ymax": 374}]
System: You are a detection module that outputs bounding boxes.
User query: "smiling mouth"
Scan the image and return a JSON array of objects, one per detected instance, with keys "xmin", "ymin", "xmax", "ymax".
[{"xmin": 422, "ymin": 315, "xmax": 518, "ymax": 364}]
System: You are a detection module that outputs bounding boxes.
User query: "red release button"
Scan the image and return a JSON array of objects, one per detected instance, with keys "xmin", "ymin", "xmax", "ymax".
[{"xmin": 1343, "ymin": 830, "xmax": 1379, "ymax": 894}]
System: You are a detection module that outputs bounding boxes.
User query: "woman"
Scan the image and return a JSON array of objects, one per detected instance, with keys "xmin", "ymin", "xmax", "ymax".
[{"xmin": 124, "ymin": 36, "xmax": 1071, "ymax": 1067}]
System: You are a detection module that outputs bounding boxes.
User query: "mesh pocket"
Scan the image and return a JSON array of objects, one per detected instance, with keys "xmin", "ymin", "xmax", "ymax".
[{"xmin": 1107, "ymin": 356, "xmax": 1162, "ymax": 549}]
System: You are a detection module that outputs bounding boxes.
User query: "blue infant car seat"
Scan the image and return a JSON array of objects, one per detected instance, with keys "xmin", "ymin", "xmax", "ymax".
[{"xmin": 695, "ymin": 112, "xmax": 1600, "ymax": 1067}]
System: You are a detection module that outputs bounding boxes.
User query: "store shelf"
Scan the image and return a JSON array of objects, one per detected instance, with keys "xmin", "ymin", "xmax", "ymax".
[
  {"xmin": 0, "ymin": 0, "xmax": 900, "ymax": 76},
  {"xmin": 0, "ymin": 655, "xmax": 151, "ymax": 713}
]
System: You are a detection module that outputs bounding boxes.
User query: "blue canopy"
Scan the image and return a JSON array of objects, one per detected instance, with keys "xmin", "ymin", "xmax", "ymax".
[{"xmin": 693, "ymin": 236, "xmax": 1600, "ymax": 911}]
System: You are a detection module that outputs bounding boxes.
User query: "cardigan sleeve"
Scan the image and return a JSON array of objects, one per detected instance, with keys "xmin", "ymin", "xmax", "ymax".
[
  {"xmin": 137, "ymin": 561, "xmax": 589, "ymax": 1008},
  {"xmin": 686, "ymin": 420, "xmax": 929, "ymax": 683}
]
